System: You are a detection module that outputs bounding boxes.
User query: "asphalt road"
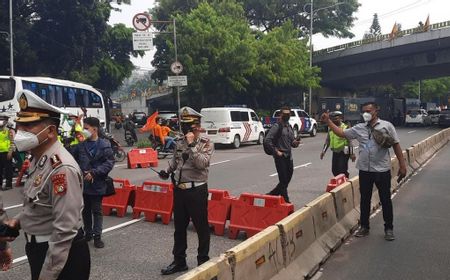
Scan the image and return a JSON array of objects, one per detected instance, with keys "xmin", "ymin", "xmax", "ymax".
[
  {"xmin": 0, "ymin": 126, "xmax": 443, "ymax": 280},
  {"xmin": 314, "ymin": 142, "xmax": 450, "ymax": 280}
]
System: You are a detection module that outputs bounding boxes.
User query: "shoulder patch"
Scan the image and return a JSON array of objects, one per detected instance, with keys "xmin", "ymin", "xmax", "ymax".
[
  {"xmin": 50, "ymin": 154, "xmax": 62, "ymax": 169},
  {"xmin": 51, "ymin": 173, "xmax": 67, "ymax": 196}
]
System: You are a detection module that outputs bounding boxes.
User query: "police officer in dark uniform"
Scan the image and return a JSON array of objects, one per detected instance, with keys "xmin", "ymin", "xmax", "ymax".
[
  {"xmin": 159, "ymin": 106, "xmax": 214, "ymax": 275},
  {"xmin": 5, "ymin": 90, "xmax": 90, "ymax": 280}
]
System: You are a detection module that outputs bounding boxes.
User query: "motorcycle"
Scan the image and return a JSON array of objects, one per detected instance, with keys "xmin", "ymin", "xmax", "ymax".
[
  {"xmin": 148, "ymin": 134, "xmax": 178, "ymax": 159},
  {"xmin": 125, "ymin": 130, "xmax": 136, "ymax": 147},
  {"xmin": 104, "ymin": 133, "xmax": 126, "ymax": 162}
]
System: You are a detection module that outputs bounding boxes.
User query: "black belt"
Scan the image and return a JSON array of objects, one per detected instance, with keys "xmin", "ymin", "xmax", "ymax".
[{"xmin": 25, "ymin": 228, "xmax": 84, "ymax": 244}]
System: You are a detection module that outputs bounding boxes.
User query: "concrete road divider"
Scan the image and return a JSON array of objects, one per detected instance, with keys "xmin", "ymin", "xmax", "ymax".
[
  {"xmin": 329, "ymin": 182, "xmax": 359, "ymax": 237},
  {"xmin": 407, "ymin": 146, "xmax": 421, "ymax": 171},
  {"xmin": 175, "ymin": 254, "xmax": 232, "ymax": 280},
  {"xmin": 348, "ymin": 176, "xmax": 360, "ymax": 213},
  {"xmin": 273, "ymin": 207, "xmax": 328, "ymax": 280},
  {"xmin": 305, "ymin": 193, "xmax": 345, "ymax": 252},
  {"xmin": 102, "ymin": 178, "xmax": 136, "ymax": 217},
  {"xmin": 132, "ymin": 181, "xmax": 174, "ymax": 224},
  {"xmin": 390, "ymin": 157, "xmax": 400, "ymax": 192},
  {"xmin": 226, "ymin": 226, "xmax": 284, "ymax": 280}
]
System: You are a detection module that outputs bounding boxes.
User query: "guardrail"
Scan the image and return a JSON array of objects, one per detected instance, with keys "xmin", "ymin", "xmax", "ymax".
[
  {"xmin": 176, "ymin": 127, "xmax": 450, "ymax": 280},
  {"xmin": 315, "ymin": 20, "xmax": 450, "ymax": 57}
]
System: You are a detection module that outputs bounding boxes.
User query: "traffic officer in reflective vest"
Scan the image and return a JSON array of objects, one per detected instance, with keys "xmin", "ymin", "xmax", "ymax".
[
  {"xmin": 5, "ymin": 89, "xmax": 90, "ymax": 280},
  {"xmin": 0, "ymin": 114, "xmax": 13, "ymax": 191},
  {"xmin": 320, "ymin": 111, "xmax": 356, "ymax": 178},
  {"xmin": 159, "ymin": 106, "xmax": 214, "ymax": 275}
]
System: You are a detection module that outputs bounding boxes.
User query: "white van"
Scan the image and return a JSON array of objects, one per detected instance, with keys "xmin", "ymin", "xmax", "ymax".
[{"xmin": 200, "ymin": 107, "xmax": 265, "ymax": 148}]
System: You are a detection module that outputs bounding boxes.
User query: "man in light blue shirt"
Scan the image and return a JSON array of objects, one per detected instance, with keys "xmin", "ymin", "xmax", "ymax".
[{"xmin": 321, "ymin": 102, "xmax": 407, "ymax": 241}]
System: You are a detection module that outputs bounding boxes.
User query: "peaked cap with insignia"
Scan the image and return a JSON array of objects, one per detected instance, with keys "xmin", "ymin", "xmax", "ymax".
[
  {"xmin": 15, "ymin": 89, "xmax": 69, "ymax": 123},
  {"xmin": 179, "ymin": 106, "xmax": 203, "ymax": 124}
]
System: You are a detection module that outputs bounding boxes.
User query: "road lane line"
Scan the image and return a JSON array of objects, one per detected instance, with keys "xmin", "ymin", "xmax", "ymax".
[
  {"xmin": 270, "ymin": 162, "xmax": 312, "ymax": 177},
  {"xmin": 407, "ymin": 130, "xmax": 417, "ymax": 134},
  {"xmin": 5, "ymin": 204, "xmax": 22, "ymax": 210},
  {"xmin": 211, "ymin": 160, "xmax": 231, "ymax": 166},
  {"xmin": 114, "ymin": 163, "xmax": 128, "ymax": 167},
  {"xmin": 13, "ymin": 217, "xmax": 145, "ymax": 264}
]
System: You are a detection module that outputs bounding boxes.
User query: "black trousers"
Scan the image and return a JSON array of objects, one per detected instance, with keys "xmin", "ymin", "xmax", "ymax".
[
  {"xmin": 332, "ymin": 151, "xmax": 350, "ymax": 178},
  {"xmin": 82, "ymin": 194, "xmax": 104, "ymax": 238},
  {"xmin": 172, "ymin": 184, "xmax": 210, "ymax": 265},
  {"xmin": 359, "ymin": 170, "xmax": 393, "ymax": 230},
  {"xmin": 26, "ymin": 230, "xmax": 90, "ymax": 280},
  {"xmin": 0, "ymin": 152, "xmax": 12, "ymax": 188},
  {"xmin": 268, "ymin": 156, "xmax": 294, "ymax": 203}
]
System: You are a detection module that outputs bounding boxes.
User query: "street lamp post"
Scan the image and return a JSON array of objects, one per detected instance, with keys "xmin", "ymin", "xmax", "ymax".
[
  {"xmin": 306, "ymin": 1, "xmax": 345, "ymax": 117},
  {"xmin": 9, "ymin": 0, "xmax": 14, "ymax": 76}
]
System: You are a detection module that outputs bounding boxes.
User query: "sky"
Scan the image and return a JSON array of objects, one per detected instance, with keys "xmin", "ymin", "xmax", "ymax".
[{"xmin": 109, "ymin": 0, "xmax": 450, "ymax": 69}]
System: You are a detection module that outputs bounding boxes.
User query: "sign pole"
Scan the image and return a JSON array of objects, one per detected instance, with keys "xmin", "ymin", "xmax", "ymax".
[
  {"xmin": 9, "ymin": 0, "xmax": 13, "ymax": 76},
  {"xmin": 173, "ymin": 18, "xmax": 181, "ymax": 132}
]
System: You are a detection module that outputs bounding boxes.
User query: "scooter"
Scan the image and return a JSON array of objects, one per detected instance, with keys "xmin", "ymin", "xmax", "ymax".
[
  {"xmin": 125, "ymin": 130, "xmax": 136, "ymax": 147},
  {"xmin": 148, "ymin": 134, "xmax": 177, "ymax": 159},
  {"xmin": 104, "ymin": 133, "xmax": 126, "ymax": 162}
]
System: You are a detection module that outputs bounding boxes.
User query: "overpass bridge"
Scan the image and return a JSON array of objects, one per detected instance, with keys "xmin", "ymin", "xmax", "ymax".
[{"xmin": 315, "ymin": 20, "xmax": 450, "ymax": 89}]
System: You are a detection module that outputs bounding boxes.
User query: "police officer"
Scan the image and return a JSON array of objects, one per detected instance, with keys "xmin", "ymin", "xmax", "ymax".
[
  {"xmin": 159, "ymin": 106, "xmax": 213, "ymax": 275},
  {"xmin": 0, "ymin": 115, "xmax": 13, "ymax": 191},
  {"xmin": 320, "ymin": 111, "xmax": 356, "ymax": 178},
  {"xmin": 5, "ymin": 89, "xmax": 90, "ymax": 280}
]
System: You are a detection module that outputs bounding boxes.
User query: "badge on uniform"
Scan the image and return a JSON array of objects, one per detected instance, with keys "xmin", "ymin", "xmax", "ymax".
[
  {"xmin": 38, "ymin": 155, "xmax": 48, "ymax": 169},
  {"xmin": 51, "ymin": 173, "xmax": 67, "ymax": 195},
  {"xmin": 33, "ymin": 174, "xmax": 43, "ymax": 187},
  {"xmin": 50, "ymin": 154, "xmax": 62, "ymax": 168}
]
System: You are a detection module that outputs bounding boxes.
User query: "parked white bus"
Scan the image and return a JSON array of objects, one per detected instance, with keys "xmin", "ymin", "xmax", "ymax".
[{"xmin": 0, "ymin": 76, "xmax": 108, "ymax": 131}]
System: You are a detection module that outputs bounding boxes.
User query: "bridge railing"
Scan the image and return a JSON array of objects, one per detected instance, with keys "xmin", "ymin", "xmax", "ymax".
[{"xmin": 315, "ymin": 20, "xmax": 450, "ymax": 57}]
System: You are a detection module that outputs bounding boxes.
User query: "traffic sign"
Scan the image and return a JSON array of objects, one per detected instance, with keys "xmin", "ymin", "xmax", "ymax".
[
  {"xmin": 168, "ymin": 76, "xmax": 188, "ymax": 87},
  {"xmin": 133, "ymin": 32, "xmax": 153, "ymax": 51},
  {"xmin": 170, "ymin": 61, "xmax": 183, "ymax": 74},
  {"xmin": 132, "ymin": 13, "xmax": 152, "ymax": 31}
]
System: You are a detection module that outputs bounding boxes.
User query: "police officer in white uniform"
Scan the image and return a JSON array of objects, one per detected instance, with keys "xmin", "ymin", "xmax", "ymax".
[
  {"xmin": 5, "ymin": 90, "xmax": 90, "ymax": 280},
  {"xmin": 160, "ymin": 107, "xmax": 214, "ymax": 275}
]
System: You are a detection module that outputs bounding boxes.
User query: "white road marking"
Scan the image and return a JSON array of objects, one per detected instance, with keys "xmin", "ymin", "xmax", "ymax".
[
  {"xmin": 13, "ymin": 218, "xmax": 145, "ymax": 264},
  {"xmin": 270, "ymin": 162, "xmax": 312, "ymax": 177},
  {"xmin": 211, "ymin": 160, "xmax": 231, "ymax": 166},
  {"xmin": 5, "ymin": 204, "xmax": 22, "ymax": 210},
  {"xmin": 114, "ymin": 163, "xmax": 128, "ymax": 168},
  {"xmin": 407, "ymin": 130, "xmax": 417, "ymax": 134}
]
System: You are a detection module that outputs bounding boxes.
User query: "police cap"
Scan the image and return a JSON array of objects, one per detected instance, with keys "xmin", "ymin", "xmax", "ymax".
[
  {"xmin": 15, "ymin": 90, "xmax": 69, "ymax": 123},
  {"xmin": 179, "ymin": 106, "xmax": 204, "ymax": 124},
  {"xmin": 329, "ymin": 111, "xmax": 343, "ymax": 118}
]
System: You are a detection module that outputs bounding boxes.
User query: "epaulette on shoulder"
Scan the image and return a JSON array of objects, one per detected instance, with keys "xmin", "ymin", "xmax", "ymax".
[
  {"xmin": 200, "ymin": 136, "xmax": 210, "ymax": 143},
  {"xmin": 50, "ymin": 154, "xmax": 63, "ymax": 169}
]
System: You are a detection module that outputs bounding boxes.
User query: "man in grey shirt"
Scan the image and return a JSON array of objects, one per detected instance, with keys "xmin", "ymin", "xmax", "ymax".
[
  {"xmin": 264, "ymin": 106, "xmax": 301, "ymax": 203},
  {"xmin": 321, "ymin": 102, "xmax": 407, "ymax": 241}
]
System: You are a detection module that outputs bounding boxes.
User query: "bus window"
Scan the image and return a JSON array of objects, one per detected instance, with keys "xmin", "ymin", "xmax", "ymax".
[
  {"xmin": 0, "ymin": 79, "xmax": 15, "ymax": 102},
  {"xmin": 80, "ymin": 89, "xmax": 89, "ymax": 107},
  {"xmin": 23, "ymin": 81, "xmax": 38, "ymax": 93},
  {"xmin": 38, "ymin": 87, "xmax": 48, "ymax": 102},
  {"xmin": 55, "ymin": 86, "xmax": 64, "ymax": 107},
  {"xmin": 48, "ymin": 85, "xmax": 57, "ymax": 105},
  {"xmin": 64, "ymin": 87, "xmax": 77, "ymax": 107},
  {"xmin": 75, "ymin": 89, "xmax": 85, "ymax": 107},
  {"xmin": 89, "ymin": 91, "xmax": 102, "ymax": 108}
]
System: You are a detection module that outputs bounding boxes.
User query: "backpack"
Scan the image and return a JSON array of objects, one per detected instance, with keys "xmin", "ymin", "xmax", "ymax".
[{"xmin": 263, "ymin": 123, "xmax": 283, "ymax": 155}]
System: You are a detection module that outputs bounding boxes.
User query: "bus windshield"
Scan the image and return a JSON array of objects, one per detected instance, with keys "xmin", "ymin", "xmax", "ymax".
[{"xmin": 0, "ymin": 78, "xmax": 15, "ymax": 102}]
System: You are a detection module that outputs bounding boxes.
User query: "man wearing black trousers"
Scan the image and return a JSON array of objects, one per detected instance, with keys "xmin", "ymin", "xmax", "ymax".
[
  {"xmin": 264, "ymin": 106, "xmax": 301, "ymax": 203},
  {"xmin": 159, "ymin": 106, "xmax": 213, "ymax": 275}
]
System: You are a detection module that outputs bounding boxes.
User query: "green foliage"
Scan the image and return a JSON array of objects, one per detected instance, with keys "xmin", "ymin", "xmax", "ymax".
[
  {"xmin": 369, "ymin": 13, "xmax": 381, "ymax": 36},
  {"xmin": 136, "ymin": 139, "xmax": 153, "ymax": 148},
  {"xmin": 401, "ymin": 78, "xmax": 450, "ymax": 102},
  {"xmin": 0, "ymin": 0, "xmax": 138, "ymax": 93}
]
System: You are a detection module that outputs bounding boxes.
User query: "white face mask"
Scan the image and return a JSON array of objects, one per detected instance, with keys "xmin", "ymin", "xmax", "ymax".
[
  {"xmin": 362, "ymin": 112, "xmax": 373, "ymax": 123},
  {"xmin": 83, "ymin": 129, "xmax": 92, "ymax": 139},
  {"xmin": 0, "ymin": 121, "xmax": 4, "ymax": 127},
  {"xmin": 14, "ymin": 126, "xmax": 51, "ymax": 152}
]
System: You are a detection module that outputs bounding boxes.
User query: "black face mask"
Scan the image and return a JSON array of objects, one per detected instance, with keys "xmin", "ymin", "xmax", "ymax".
[
  {"xmin": 281, "ymin": 115, "xmax": 290, "ymax": 122},
  {"xmin": 181, "ymin": 123, "xmax": 193, "ymax": 135}
]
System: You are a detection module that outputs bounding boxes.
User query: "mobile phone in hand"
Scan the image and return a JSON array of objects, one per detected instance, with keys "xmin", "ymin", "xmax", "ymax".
[{"xmin": 0, "ymin": 224, "xmax": 20, "ymax": 238}]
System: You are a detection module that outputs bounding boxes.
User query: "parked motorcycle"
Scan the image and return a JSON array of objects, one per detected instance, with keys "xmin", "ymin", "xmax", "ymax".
[
  {"xmin": 104, "ymin": 133, "xmax": 126, "ymax": 162},
  {"xmin": 125, "ymin": 130, "xmax": 136, "ymax": 147},
  {"xmin": 148, "ymin": 134, "xmax": 178, "ymax": 159}
]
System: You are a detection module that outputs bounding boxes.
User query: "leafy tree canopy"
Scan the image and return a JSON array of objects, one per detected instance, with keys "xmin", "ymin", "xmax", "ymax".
[{"xmin": 0, "ymin": 0, "xmax": 140, "ymax": 92}]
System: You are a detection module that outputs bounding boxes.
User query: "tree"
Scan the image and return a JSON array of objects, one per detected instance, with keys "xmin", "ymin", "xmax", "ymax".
[
  {"xmin": 0, "ymin": 0, "xmax": 139, "ymax": 92},
  {"xmin": 369, "ymin": 13, "xmax": 381, "ymax": 36}
]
